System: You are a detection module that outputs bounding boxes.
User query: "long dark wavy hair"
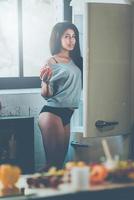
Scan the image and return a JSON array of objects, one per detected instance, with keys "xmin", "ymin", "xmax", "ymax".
[{"xmin": 49, "ymin": 21, "xmax": 83, "ymax": 74}]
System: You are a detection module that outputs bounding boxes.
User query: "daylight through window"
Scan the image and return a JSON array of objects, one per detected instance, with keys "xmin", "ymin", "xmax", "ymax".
[{"xmin": 0, "ymin": 0, "xmax": 63, "ymax": 78}]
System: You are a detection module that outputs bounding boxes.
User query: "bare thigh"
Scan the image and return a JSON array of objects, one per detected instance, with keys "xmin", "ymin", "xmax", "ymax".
[
  {"xmin": 38, "ymin": 112, "xmax": 65, "ymax": 142},
  {"xmin": 38, "ymin": 112, "xmax": 71, "ymax": 168},
  {"xmin": 38, "ymin": 112, "xmax": 71, "ymax": 148}
]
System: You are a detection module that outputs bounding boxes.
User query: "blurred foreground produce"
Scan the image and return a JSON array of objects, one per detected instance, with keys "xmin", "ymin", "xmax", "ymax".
[
  {"xmin": 27, "ymin": 161, "xmax": 109, "ymax": 188},
  {"xmin": 0, "ymin": 164, "xmax": 21, "ymax": 196},
  {"xmin": 90, "ymin": 164, "xmax": 108, "ymax": 184},
  {"xmin": 65, "ymin": 161, "xmax": 87, "ymax": 170},
  {"xmin": 27, "ymin": 162, "xmax": 88, "ymax": 189},
  {"xmin": 27, "ymin": 160, "xmax": 134, "ymax": 189},
  {"xmin": 108, "ymin": 160, "xmax": 134, "ymax": 182}
]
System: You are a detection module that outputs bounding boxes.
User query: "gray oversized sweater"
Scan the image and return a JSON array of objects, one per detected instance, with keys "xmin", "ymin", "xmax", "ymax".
[{"xmin": 45, "ymin": 60, "xmax": 82, "ymax": 109}]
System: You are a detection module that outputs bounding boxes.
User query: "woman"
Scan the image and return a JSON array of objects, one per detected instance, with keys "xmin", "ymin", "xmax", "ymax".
[{"xmin": 38, "ymin": 21, "xmax": 83, "ymax": 170}]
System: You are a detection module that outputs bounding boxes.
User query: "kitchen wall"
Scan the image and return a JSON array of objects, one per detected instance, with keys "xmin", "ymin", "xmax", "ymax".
[{"xmin": 0, "ymin": 90, "xmax": 46, "ymax": 171}]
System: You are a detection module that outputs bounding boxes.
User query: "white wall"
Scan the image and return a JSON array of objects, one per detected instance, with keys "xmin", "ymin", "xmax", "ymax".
[{"xmin": 0, "ymin": 90, "xmax": 46, "ymax": 170}]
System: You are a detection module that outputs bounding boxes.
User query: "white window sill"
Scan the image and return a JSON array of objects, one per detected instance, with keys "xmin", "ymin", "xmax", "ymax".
[{"xmin": 0, "ymin": 88, "xmax": 41, "ymax": 95}]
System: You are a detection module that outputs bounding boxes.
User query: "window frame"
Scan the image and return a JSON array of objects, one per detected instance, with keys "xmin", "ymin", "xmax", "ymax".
[{"xmin": 0, "ymin": 0, "xmax": 72, "ymax": 89}]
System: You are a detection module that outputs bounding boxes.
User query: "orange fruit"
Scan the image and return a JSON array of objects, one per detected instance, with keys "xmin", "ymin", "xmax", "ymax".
[
  {"xmin": 90, "ymin": 164, "xmax": 108, "ymax": 184},
  {"xmin": 0, "ymin": 186, "xmax": 20, "ymax": 196},
  {"xmin": 0, "ymin": 164, "xmax": 21, "ymax": 188}
]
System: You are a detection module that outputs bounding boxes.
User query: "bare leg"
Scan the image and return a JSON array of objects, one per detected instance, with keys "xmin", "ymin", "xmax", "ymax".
[
  {"xmin": 63, "ymin": 124, "xmax": 70, "ymax": 163},
  {"xmin": 38, "ymin": 112, "xmax": 70, "ymax": 169}
]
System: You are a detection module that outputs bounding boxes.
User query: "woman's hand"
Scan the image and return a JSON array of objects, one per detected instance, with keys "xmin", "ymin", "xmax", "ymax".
[
  {"xmin": 40, "ymin": 65, "xmax": 53, "ymax": 83},
  {"xmin": 40, "ymin": 65, "xmax": 53, "ymax": 97}
]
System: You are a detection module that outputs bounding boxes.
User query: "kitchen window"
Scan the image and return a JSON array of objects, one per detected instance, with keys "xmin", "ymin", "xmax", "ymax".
[{"xmin": 0, "ymin": 0, "xmax": 72, "ymax": 89}]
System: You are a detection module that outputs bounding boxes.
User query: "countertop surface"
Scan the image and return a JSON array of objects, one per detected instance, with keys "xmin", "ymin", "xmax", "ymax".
[{"xmin": 1, "ymin": 175, "xmax": 134, "ymax": 200}]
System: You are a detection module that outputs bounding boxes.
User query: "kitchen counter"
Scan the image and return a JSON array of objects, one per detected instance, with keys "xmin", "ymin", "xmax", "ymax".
[{"xmin": 0, "ymin": 176, "xmax": 134, "ymax": 200}]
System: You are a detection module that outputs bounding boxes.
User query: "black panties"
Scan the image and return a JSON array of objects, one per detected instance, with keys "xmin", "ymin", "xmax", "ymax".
[{"xmin": 40, "ymin": 106, "xmax": 74, "ymax": 126}]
